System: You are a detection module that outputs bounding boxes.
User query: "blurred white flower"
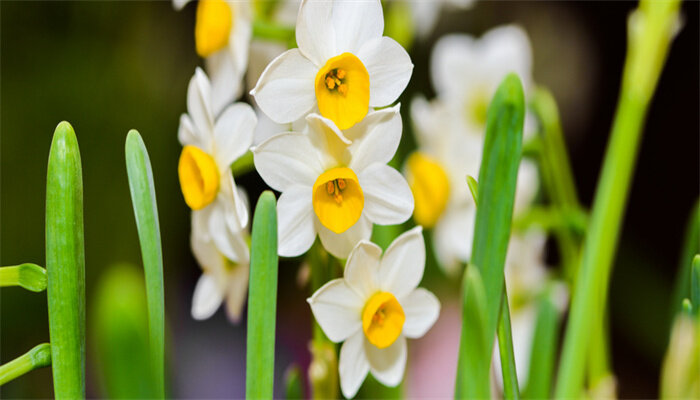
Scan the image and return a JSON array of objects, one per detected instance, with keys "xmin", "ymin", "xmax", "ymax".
[
  {"xmin": 190, "ymin": 206, "xmax": 250, "ymax": 322},
  {"xmin": 430, "ymin": 25, "xmax": 535, "ymax": 138},
  {"xmin": 174, "ymin": 0, "xmax": 252, "ymax": 115},
  {"xmin": 253, "ymin": 105, "xmax": 413, "ymax": 259},
  {"xmin": 178, "ymin": 68, "xmax": 256, "ymax": 256},
  {"xmin": 409, "ymin": 0, "xmax": 475, "ymax": 40},
  {"xmin": 251, "ymin": 0, "xmax": 413, "ymax": 130},
  {"xmin": 308, "ymin": 227, "xmax": 440, "ymax": 398}
]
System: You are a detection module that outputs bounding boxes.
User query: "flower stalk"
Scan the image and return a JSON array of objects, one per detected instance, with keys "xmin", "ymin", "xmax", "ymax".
[
  {"xmin": 555, "ymin": 0, "xmax": 681, "ymax": 396},
  {"xmin": 0, "ymin": 343, "xmax": 52, "ymax": 386},
  {"xmin": 0, "ymin": 263, "xmax": 47, "ymax": 292}
]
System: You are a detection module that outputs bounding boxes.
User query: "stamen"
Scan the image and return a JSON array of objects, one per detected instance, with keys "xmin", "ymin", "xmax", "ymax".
[
  {"xmin": 336, "ymin": 69, "xmax": 346, "ymax": 79},
  {"xmin": 325, "ymin": 77, "xmax": 335, "ymax": 90},
  {"xmin": 338, "ymin": 84, "xmax": 348, "ymax": 95},
  {"xmin": 337, "ymin": 179, "xmax": 346, "ymax": 190},
  {"xmin": 334, "ymin": 193, "xmax": 343, "ymax": 204},
  {"xmin": 326, "ymin": 181, "xmax": 335, "ymax": 194}
]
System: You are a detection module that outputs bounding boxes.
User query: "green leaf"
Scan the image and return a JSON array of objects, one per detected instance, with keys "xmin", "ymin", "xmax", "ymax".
[
  {"xmin": 466, "ymin": 175, "xmax": 478, "ymax": 206},
  {"xmin": 125, "ymin": 130, "xmax": 165, "ymax": 398},
  {"xmin": 92, "ymin": 264, "xmax": 157, "ymax": 398},
  {"xmin": 498, "ymin": 292, "xmax": 520, "ymax": 400},
  {"xmin": 670, "ymin": 201, "xmax": 699, "ymax": 318},
  {"xmin": 246, "ymin": 191, "xmax": 279, "ymax": 399},
  {"xmin": 0, "ymin": 263, "xmax": 47, "ymax": 292},
  {"xmin": 46, "ymin": 121, "xmax": 85, "ymax": 399},
  {"xmin": 456, "ymin": 73, "xmax": 525, "ymax": 399},
  {"xmin": 0, "ymin": 343, "xmax": 51, "ymax": 386},
  {"xmin": 691, "ymin": 255, "xmax": 700, "ymax": 317},
  {"xmin": 231, "ymin": 150, "xmax": 255, "ymax": 177},
  {"xmin": 455, "ymin": 266, "xmax": 489, "ymax": 399},
  {"xmin": 524, "ymin": 284, "xmax": 562, "ymax": 399},
  {"xmin": 555, "ymin": 1, "xmax": 681, "ymax": 396},
  {"xmin": 284, "ymin": 365, "xmax": 305, "ymax": 399}
]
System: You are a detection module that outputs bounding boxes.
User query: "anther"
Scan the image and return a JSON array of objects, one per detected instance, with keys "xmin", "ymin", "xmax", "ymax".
[
  {"xmin": 326, "ymin": 181, "xmax": 335, "ymax": 194},
  {"xmin": 336, "ymin": 69, "xmax": 346, "ymax": 79},
  {"xmin": 325, "ymin": 77, "xmax": 336, "ymax": 89},
  {"xmin": 338, "ymin": 84, "xmax": 348, "ymax": 95},
  {"xmin": 337, "ymin": 179, "xmax": 346, "ymax": 190}
]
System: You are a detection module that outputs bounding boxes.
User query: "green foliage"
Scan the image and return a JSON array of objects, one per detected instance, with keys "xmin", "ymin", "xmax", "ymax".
[
  {"xmin": 455, "ymin": 266, "xmax": 489, "ymax": 398},
  {"xmin": 455, "ymin": 73, "xmax": 525, "ymax": 399},
  {"xmin": 524, "ymin": 284, "xmax": 562, "ymax": 399},
  {"xmin": 92, "ymin": 264, "xmax": 156, "ymax": 398},
  {"xmin": 670, "ymin": 202, "xmax": 699, "ymax": 318},
  {"xmin": 466, "ymin": 175, "xmax": 478, "ymax": 206},
  {"xmin": 692, "ymin": 255, "xmax": 700, "ymax": 317},
  {"xmin": 498, "ymin": 293, "xmax": 520, "ymax": 400},
  {"xmin": 125, "ymin": 130, "xmax": 165, "ymax": 398},
  {"xmin": 246, "ymin": 191, "xmax": 279, "ymax": 399},
  {"xmin": 0, "ymin": 263, "xmax": 47, "ymax": 292},
  {"xmin": 284, "ymin": 365, "xmax": 305, "ymax": 399},
  {"xmin": 0, "ymin": 343, "xmax": 51, "ymax": 386},
  {"xmin": 46, "ymin": 121, "xmax": 85, "ymax": 399}
]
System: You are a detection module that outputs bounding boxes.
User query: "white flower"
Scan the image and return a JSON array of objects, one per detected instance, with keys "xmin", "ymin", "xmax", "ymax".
[
  {"xmin": 178, "ymin": 68, "xmax": 256, "ymax": 255},
  {"xmin": 251, "ymin": 0, "xmax": 413, "ymax": 130},
  {"xmin": 308, "ymin": 227, "xmax": 440, "ymax": 398},
  {"xmin": 252, "ymin": 105, "xmax": 413, "ymax": 259},
  {"xmin": 190, "ymin": 207, "xmax": 250, "ymax": 322},
  {"xmin": 408, "ymin": 0, "xmax": 475, "ymax": 40},
  {"xmin": 174, "ymin": 0, "xmax": 252, "ymax": 115},
  {"xmin": 430, "ymin": 25, "xmax": 535, "ymax": 138}
]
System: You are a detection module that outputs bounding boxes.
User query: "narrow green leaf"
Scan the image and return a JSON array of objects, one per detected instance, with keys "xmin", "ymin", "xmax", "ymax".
[
  {"xmin": 125, "ymin": 130, "xmax": 165, "ymax": 398},
  {"xmin": 680, "ymin": 299, "xmax": 693, "ymax": 317},
  {"xmin": 466, "ymin": 175, "xmax": 478, "ymax": 206},
  {"xmin": 284, "ymin": 365, "xmax": 305, "ymax": 399},
  {"xmin": 246, "ymin": 191, "xmax": 279, "ymax": 399},
  {"xmin": 455, "ymin": 266, "xmax": 489, "ymax": 398},
  {"xmin": 555, "ymin": 1, "xmax": 681, "ymax": 396},
  {"xmin": 670, "ymin": 201, "xmax": 699, "ymax": 318},
  {"xmin": 0, "ymin": 263, "xmax": 47, "ymax": 292},
  {"xmin": 498, "ymin": 292, "xmax": 520, "ymax": 400},
  {"xmin": 231, "ymin": 150, "xmax": 255, "ymax": 177},
  {"xmin": 0, "ymin": 343, "xmax": 51, "ymax": 386},
  {"xmin": 691, "ymin": 255, "xmax": 700, "ymax": 317},
  {"xmin": 46, "ymin": 121, "xmax": 85, "ymax": 399},
  {"xmin": 524, "ymin": 284, "xmax": 562, "ymax": 399},
  {"xmin": 456, "ymin": 74, "xmax": 525, "ymax": 399},
  {"xmin": 92, "ymin": 264, "xmax": 156, "ymax": 398}
]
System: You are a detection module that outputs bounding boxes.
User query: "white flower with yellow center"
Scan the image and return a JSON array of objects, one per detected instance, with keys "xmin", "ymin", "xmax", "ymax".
[
  {"xmin": 430, "ymin": 25, "xmax": 535, "ymax": 138},
  {"xmin": 308, "ymin": 227, "xmax": 440, "ymax": 398},
  {"xmin": 174, "ymin": 0, "xmax": 252, "ymax": 115},
  {"xmin": 251, "ymin": 0, "xmax": 413, "ymax": 130},
  {"xmin": 190, "ymin": 206, "xmax": 250, "ymax": 322},
  {"xmin": 252, "ymin": 105, "xmax": 413, "ymax": 259},
  {"xmin": 178, "ymin": 68, "xmax": 256, "ymax": 253},
  {"xmin": 407, "ymin": 96, "xmax": 539, "ymax": 274}
]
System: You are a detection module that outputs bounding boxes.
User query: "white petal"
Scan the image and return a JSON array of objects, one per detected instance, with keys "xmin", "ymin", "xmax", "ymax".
[
  {"xmin": 208, "ymin": 196, "xmax": 249, "ymax": 263},
  {"xmin": 430, "ymin": 34, "xmax": 477, "ymax": 100},
  {"xmin": 213, "ymin": 103, "xmax": 256, "ymax": 168},
  {"xmin": 359, "ymin": 164, "xmax": 414, "ymax": 226},
  {"xmin": 364, "ymin": 335, "xmax": 407, "ymax": 387},
  {"xmin": 378, "ymin": 226, "xmax": 425, "ymax": 299},
  {"xmin": 339, "ymin": 331, "xmax": 370, "ymax": 399},
  {"xmin": 344, "ymin": 241, "xmax": 382, "ymax": 299},
  {"xmin": 357, "ymin": 37, "xmax": 413, "ymax": 107},
  {"xmin": 224, "ymin": 264, "xmax": 250, "ymax": 323},
  {"xmin": 220, "ymin": 172, "xmax": 249, "ymax": 231},
  {"xmin": 332, "ymin": 0, "xmax": 383, "ymax": 54},
  {"xmin": 191, "ymin": 273, "xmax": 224, "ymax": 320},
  {"xmin": 433, "ymin": 205, "xmax": 474, "ymax": 276},
  {"xmin": 206, "ymin": 50, "xmax": 242, "ymax": 117},
  {"xmin": 187, "ymin": 68, "xmax": 215, "ymax": 144},
  {"xmin": 251, "ymin": 49, "xmax": 318, "ymax": 124},
  {"xmin": 172, "ymin": 0, "xmax": 191, "ymax": 11},
  {"xmin": 401, "ymin": 288, "xmax": 440, "ymax": 338},
  {"xmin": 307, "ymin": 279, "xmax": 364, "ymax": 342},
  {"xmin": 305, "ymin": 113, "xmax": 352, "ymax": 166},
  {"xmin": 295, "ymin": 0, "xmax": 335, "ymax": 65},
  {"xmin": 480, "ymin": 25, "xmax": 533, "ymax": 92},
  {"xmin": 252, "ymin": 132, "xmax": 324, "ymax": 192},
  {"xmin": 253, "ymin": 103, "xmax": 292, "ymax": 145},
  {"xmin": 347, "ymin": 105, "xmax": 402, "ymax": 171},
  {"xmin": 191, "ymin": 211, "xmax": 226, "ymax": 272},
  {"xmin": 178, "ymin": 114, "xmax": 200, "ymax": 147},
  {"xmin": 514, "ymin": 159, "xmax": 539, "ymax": 216},
  {"xmin": 317, "ymin": 215, "xmax": 372, "ymax": 259},
  {"xmin": 277, "ymin": 185, "xmax": 316, "ymax": 257}
]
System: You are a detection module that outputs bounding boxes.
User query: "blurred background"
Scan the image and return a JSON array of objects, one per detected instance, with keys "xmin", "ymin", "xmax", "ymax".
[{"xmin": 1, "ymin": 1, "xmax": 698, "ymax": 398}]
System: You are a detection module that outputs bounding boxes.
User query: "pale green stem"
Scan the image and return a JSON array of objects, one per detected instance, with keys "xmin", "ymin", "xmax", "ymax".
[
  {"xmin": 252, "ymin": 20, "xmax": 296, "ymax": 47},
  {"xmin": 498, "ymin": 291, "xmax": 520, "ymax": 400},
  {"xmin": 554, "ymin": 1, "xmax": 681, "ymax": 397},
  {"xmin": 0, "ymin": 264, "xmax": 47, "ymax": 292},
  {"xmin": 0, "ymin": 344, "xmax": 52, "ymax": 386}
]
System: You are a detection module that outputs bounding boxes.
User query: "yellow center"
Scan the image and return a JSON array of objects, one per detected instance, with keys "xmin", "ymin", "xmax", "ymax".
[
  {"xmin": 312, "ymin": 167, "xmax": 364, "ymax": 234},
  {"xmin": 467, "ymin": 88, "xmax": 490, "ymax": 128},
  {"xmin": 362, "ymin": 292, "xmax": 405, "ymax": 349},
  {"xmin": 406, "ymin": 152, "xmax": 451, "ymax": 228},
  {"xmin": 195, "ymin": 0, "xmax": 233, "ymax": 57},
  {"xmin": 178, "ymin": 145, "xmax": 220, "ymax": 210},
  {"xmin": 315, "ymin": 53, "xmax": 370, "ymax": 130}
]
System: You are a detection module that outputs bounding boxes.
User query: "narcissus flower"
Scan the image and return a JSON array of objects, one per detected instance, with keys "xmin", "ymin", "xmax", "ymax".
[
  {"xmin": 308, "ymin": 227, "xmax": 440, "ymax": 398},
  {"xmin": 174, "ymin": 0, "xmax": 252, "ymax": 115},
  {"xmin": 252, "ymin": 105, "xmax": 413, "ymax": 259},
  {"xmin": 190, "ymin": 208, "xmax": 250, "ymax": 322},
  {"xmin": 251, "ymin": 0, "xmax": 413, "ymax": 130},
  {"xmin": 178, "ymin": 68, "xmax": 256, "ymax": 253}
]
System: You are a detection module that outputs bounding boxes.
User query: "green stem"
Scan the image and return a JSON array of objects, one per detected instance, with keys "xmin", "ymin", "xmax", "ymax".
[
  {"xmin": 231, "ymin": 150, "xmax": 255, "ymax": 177},
  {"xmin": 498, "ymin": 291, "xmax": 520, "ymax": 400},
  {"xmin": 523, "ymin": 284, "xmax": 561, "ymax": 399},
  {"xmin": 46, "ymin": 121, "xmax": 85, "ymax": 399},
  {"xmin": 0, "ymin": 343, "xmax": 52, "ymax": 386},
  {"xmin": 0, "ymin": 264, "xmax": 47, "ymax": 292},
  {"xmin": 125, "ymin": 130, "xmax": 165, "ymax": 398},
  {"xmin": 554, "ymin": 1, "xmax": 680, "ymax": 397},
  {"xmin": 252, "ymin": 20, "xmax": 296, "ymax": 47}
]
